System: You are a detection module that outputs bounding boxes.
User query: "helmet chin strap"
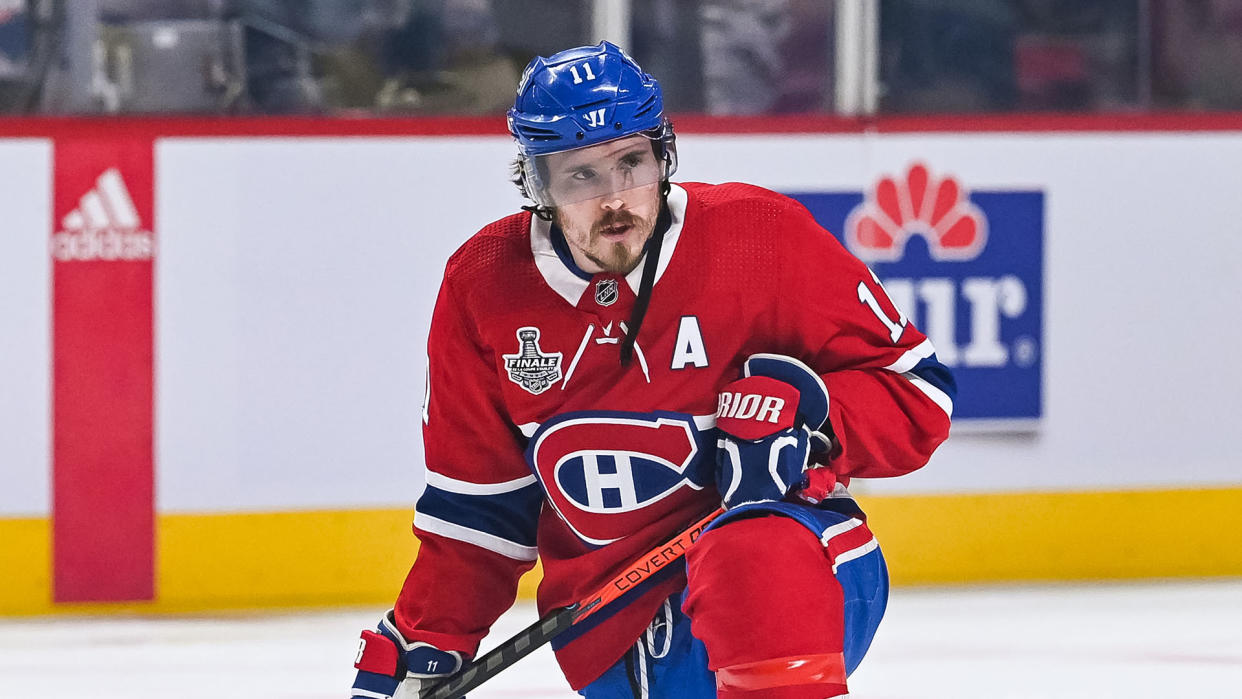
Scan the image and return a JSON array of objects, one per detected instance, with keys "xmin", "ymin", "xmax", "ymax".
[
  {"xmin": 521, "ymin": 203, "xmax": 554, "ymax": 221},
  {"xmin": 620, "ymin": 180, "xmax": 672, "ymax": 366}
]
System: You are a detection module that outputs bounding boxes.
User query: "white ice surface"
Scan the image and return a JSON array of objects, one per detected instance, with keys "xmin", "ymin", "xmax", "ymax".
[{"xmin": 1, "ymin": 580, "xmax": 1239, "ymax": 698}]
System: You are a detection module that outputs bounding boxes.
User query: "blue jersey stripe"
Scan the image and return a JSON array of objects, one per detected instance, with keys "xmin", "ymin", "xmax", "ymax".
[
  {"xmin": 908, "ymin": 354, "xmax": 957, "ymax": 403},
  {"xmin": 416, "ymin": 482, "xmax": 543, "ymax": 549}
]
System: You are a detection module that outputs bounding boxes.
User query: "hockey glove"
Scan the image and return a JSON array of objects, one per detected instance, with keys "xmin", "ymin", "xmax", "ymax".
[
  {"xmin": 714, "ymin": 354, "xmax": 834, "ymax": 510},
  {"xmin": 351, "ymin": 610, "xmax": 464, "ymax": 699}
]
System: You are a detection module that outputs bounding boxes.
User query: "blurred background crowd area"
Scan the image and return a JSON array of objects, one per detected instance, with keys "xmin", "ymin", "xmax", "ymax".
[{"xmin": 0, "ymin": 0, "xmax": 1240, "ymax": 116}]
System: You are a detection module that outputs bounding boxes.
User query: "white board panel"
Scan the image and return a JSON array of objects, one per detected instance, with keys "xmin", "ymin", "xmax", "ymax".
[
  {"xmin": 0, "ymin": 140, "xmax": 52, "ymax": 516},
  {"xmin": 155, "ymin": 136, "xmax": 524, "ymax": 511},
  {"xmin": 150, "ymin": 132, "xmax": 1242, "ymax": 509}
]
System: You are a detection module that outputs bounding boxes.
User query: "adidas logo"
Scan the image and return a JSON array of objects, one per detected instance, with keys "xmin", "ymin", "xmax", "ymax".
[{"xmin": 51, "ymin": 167, "xmax": 154, "ymax": 261}]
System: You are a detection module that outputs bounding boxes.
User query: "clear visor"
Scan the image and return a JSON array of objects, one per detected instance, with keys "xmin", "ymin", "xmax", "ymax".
[{"xmin": 522, "ymin": 134, "xmax": 672, "ymax": 208}]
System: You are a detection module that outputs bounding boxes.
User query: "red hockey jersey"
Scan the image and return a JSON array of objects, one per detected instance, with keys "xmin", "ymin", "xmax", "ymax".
[{"xmin": 394, "ymin": 182, "xmax": 953, "ymax": 690}]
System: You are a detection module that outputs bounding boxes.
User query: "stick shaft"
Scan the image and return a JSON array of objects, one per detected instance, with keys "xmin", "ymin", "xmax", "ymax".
[
  {"xmin": 421, "ymin": 606, "xmax": 576, "ymax": 699},
  {"xmin": 420, "ymin": 507, "xmax": 724, "ymax": 699},
  {"xmin": 572, "ymin": 508, "xmax": 722, "ymax": 624}
]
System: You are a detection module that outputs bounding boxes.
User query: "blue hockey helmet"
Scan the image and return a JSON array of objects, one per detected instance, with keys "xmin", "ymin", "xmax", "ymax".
[{"xmin": 508, "ymin": 41, "xmax": 677, "ymax": 207}]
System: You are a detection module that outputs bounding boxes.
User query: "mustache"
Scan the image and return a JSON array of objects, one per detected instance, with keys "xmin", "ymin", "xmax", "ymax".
[{"xmin": 592, "ymin": 210, "xmax": 642, "ymax": 235}]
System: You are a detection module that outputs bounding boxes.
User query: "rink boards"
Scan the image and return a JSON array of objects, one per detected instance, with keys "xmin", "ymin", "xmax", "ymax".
[{"xmin": 2, "ymin": 116, "xmax": 1241, "ymax": 614}]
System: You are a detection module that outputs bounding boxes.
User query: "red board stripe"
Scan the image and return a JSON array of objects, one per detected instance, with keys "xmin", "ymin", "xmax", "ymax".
[
  {"xmin": 1, "ymin": 112, "xmax": 1241, "ymax": 140},
  {"xmin": 52, "ymin": 137, "xmax": 156, "ymax": 603}
]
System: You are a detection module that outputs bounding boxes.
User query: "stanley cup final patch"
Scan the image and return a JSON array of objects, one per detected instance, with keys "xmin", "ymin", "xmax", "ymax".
[{"xmin": 503, "ymin": 326, "xmax": 563, "ymax": 395}]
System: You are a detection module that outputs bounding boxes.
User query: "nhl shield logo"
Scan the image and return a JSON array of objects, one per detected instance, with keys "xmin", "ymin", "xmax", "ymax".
[
  {"xmin": 503, "ymin": 326, "xmax": 563, "ymax": 395},
  {"xmin": 595, "ymin": 279, "xmax": 619, "ymax": 307}
]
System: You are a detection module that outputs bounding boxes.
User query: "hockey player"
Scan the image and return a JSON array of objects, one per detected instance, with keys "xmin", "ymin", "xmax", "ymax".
[{"xmin": 350, "ymin": 42, "xmax": 954, "ymax": 698}]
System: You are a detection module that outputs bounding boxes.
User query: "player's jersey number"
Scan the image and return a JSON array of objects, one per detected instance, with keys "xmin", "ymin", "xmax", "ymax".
[{"xmin": 858, "ymin": 268, "xmax": 908, "ymax": 343}]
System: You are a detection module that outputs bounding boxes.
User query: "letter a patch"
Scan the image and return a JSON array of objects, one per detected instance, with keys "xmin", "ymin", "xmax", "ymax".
[{"xmin": 670, "ymin": 316, "xmax": 709, "ymax": 370}]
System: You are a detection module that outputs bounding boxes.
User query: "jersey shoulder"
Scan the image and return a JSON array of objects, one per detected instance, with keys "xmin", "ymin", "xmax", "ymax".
[
  {"xmin": 680, "ymin": 181, "xmax": 807, "ymax": 220},
  {"xmin": 440, "ymin": 210, "xmax": 562, "ymax": 324},
  {"xmin": 680, "ymin": 181, "xmax": 831, "ymax": 244},
  {"xmin": 678, "ymin": 181, "xmax": 850, "ymax": 268},
  {"xmin": 444, "ymin": 211, "xmax": 532, "ymax": 286}
]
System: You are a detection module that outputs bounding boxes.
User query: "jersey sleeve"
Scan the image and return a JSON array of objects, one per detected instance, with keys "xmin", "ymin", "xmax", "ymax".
[
  {"xmin": 776, "ymin": 201, "xmax": 955, "ymax": 480},
  {"xmin": 393, "ymin": 263, "xmax": 542, "ymax": 657}
]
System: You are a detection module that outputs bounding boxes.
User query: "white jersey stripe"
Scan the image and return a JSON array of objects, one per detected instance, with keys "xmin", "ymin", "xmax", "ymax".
[
  {"xmin": 619, "ymin": 321, "xmax": 652, "ymax": 383},
  {"xmin": 424, "ymin": 469, "xmax": 537, "ymax": 496},
  {"xmin": 819, "ymin": 517, "xmax": 864, "ymax": 546},
  {"xmin": 884, "ymin": 338, "xmax": 935, "ymax": 374},
  {"xmin": 902, "ymin": 371, "xmax": 954, "ymax": 418},
  {"xmin": 413, "ymin": 512, "xmax": 538, "ymax": 561},
  {"xmin": 831, "ymin": 537, "xmax": 879, "ymax": 574},
  {"xmin": 561, "ymin": 324, "xmax": 595, "ymax": 389}
]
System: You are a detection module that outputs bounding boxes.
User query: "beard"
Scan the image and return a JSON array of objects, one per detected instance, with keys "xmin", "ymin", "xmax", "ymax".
[
  {"xmin": 585, "ymin": 241, "xmax": 640, "ymax": 275},
  {"xmin": 574, "ymin": 207, "xmax": 659, "ymax": 274}
]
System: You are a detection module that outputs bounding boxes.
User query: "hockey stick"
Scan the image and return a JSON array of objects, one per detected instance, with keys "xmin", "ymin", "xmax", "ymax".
[{"xmin": 418, "ymin": 507, "xmax": 724, "ymax": 699}]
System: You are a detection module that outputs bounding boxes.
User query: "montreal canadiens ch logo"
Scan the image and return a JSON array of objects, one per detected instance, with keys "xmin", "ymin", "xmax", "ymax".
[
  {"xmin": 527, "ymin": 412, "xmax": 710, "ymax": 546},
  {"xmin": 844, "ymin": 162, "xmax": 987, "ymax": 263}
]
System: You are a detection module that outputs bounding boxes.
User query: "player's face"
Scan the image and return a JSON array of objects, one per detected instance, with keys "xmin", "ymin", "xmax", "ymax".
[{"xmin": 545, "ymin": 135, "xmax": 663, "ymax": 275}]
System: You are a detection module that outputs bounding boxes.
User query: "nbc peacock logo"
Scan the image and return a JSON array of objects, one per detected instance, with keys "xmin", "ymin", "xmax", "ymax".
[
  {"xmin": 788, "ymin": 162, "xmax": 1045, "ymax": 424},
  {"xmin": 844, "ymin": 163, "xmax": 987, "ymax": 263}
]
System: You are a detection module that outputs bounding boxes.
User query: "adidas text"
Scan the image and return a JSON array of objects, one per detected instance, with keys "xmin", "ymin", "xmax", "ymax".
[{"xmin": 52, "ymin": 228, "xmax": 155, "ymax": 261}]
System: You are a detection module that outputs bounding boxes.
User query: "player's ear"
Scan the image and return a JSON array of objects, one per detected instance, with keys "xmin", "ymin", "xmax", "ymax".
[{"xmin": 509, "ymin": 157, "xmax": 527, "ymax": 198}]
